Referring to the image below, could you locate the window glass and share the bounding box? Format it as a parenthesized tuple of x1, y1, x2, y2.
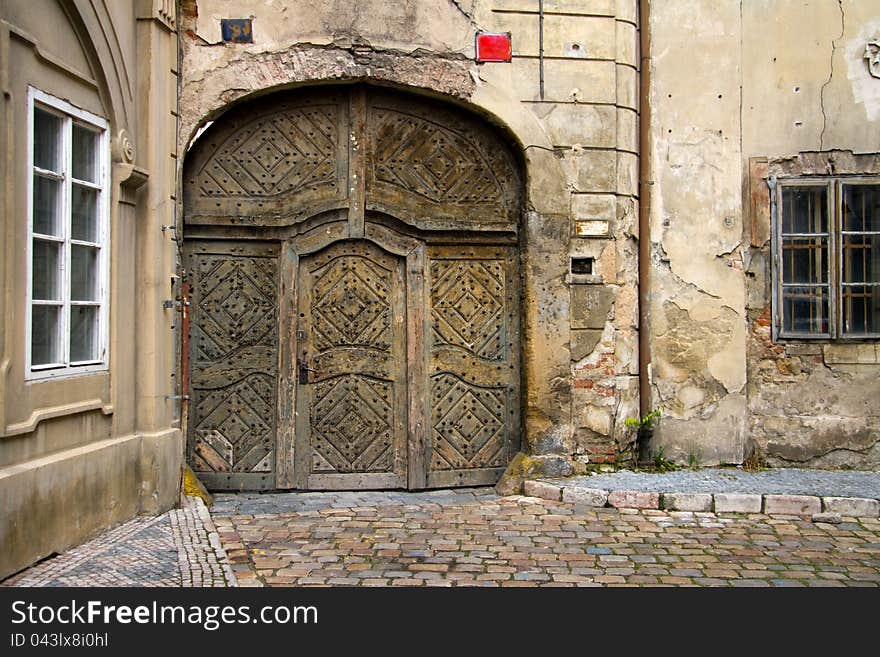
(71, 184, 98, 242)
(33, 108, 61, 172)
(782, 186, 828, 234)
(33, 175, 62, 236)
(781, 236, 828, 284)
(70, 306, 98, 362)
(72, 124, 98, 183)
(782, 286, 829, 335)
(842, 285, 879, 335)
(842, 184, 880, 232)
(32, 240, 60, 300)
(70, 245, 98, 301)
(31, 305, 60, 365)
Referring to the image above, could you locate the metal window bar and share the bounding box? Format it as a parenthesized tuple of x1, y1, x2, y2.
(840, 182, 880, 337)
(778, 183, 832, 338)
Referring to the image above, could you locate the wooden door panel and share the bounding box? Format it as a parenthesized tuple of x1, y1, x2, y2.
(185, 241, 279, 491)
(426, 247, 521, 488)
(183, 89, 349, 226)
(295, 240, 408, 489)
(364, 90, 522, 233)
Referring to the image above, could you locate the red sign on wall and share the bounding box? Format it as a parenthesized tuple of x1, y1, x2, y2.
(476, 32, 512, 63)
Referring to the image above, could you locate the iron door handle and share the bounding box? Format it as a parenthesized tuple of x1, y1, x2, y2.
(298, 360, 312, 384)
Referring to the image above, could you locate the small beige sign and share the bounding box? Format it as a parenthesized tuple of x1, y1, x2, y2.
(575, 219, 610, 237)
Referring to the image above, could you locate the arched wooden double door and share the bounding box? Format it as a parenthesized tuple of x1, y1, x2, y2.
(182, 86, 523, 491)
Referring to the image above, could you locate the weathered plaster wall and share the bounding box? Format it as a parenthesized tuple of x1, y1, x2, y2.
(743, 0, 880, 469)
(650, 0, 880, 468)
(178, 0, 641, 473)
(647, 0, 747, 465)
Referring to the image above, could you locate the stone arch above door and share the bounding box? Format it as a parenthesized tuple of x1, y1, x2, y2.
(183, 85, 523, 233)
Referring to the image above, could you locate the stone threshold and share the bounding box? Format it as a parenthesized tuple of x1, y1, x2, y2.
(523, 480, 880, 519)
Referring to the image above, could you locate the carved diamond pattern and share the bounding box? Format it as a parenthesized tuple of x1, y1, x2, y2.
(252, 139, 286, 173)
(431, 260, 505, 360)
(373, 109, 504, 205)
(193, 256, 277, 362)
(430, 374, 506, 471)
(195, 107, 337, 198)
(312, 258, 391, 351)
(192, 374, 275, 473)
(311, 375, 393, 473)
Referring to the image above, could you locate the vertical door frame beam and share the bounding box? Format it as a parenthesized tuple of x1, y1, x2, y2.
(348, 87, 367, 238)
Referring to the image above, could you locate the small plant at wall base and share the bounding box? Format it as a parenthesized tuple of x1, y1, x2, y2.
(742, 450, 769, 472)
(652, 446, 677, 473)
(687, 450, 702, 469)
(624, 409, 662, 465)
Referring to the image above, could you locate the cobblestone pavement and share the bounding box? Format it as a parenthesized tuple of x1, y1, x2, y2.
(3, 498, 235, 587)
(211, 487, 495, 516)
(548, 468, 880, 499)
(213, 492, 880, 587)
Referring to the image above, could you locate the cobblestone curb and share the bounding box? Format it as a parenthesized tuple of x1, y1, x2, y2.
(184, 496, 238, 587)
(524, 480, 880, 518)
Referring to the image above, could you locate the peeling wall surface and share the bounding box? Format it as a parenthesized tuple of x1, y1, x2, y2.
(178, 0, 641, 474)
(650, 0, 880, 468)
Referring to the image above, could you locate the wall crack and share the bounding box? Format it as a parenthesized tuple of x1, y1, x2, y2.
(448, 0, 479, 30)
(819, 0, 845, 150)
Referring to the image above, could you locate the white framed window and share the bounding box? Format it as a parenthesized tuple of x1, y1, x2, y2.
(27, 87, 109, 379)
(773, 177, 880, 340)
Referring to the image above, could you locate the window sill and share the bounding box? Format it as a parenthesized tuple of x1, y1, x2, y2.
(26, 364, 109, 382)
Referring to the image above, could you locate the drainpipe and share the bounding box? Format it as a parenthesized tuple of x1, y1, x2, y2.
(637, 0, 652, 419)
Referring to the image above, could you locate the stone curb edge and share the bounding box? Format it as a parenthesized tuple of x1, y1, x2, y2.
(188, 496, 240, 587)
(522, 480, 880, 518)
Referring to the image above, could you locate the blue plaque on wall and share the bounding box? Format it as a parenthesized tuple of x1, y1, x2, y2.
(221, 19, 253, 43)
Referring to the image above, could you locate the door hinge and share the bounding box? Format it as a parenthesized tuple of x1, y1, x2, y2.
(163, 299, 190, 309)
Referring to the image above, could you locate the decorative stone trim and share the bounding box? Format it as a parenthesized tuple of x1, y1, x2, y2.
(522, 480, 880, 518)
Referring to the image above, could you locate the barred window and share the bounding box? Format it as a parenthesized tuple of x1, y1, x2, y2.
(775, 179, 880, 339)
(27, 88, 109, 378)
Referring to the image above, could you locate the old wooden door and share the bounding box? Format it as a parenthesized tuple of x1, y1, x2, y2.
(185, 241, 279, 491)
(293, 240, 408, 489)
(183, 85, 523, 491)
(425, 245, 520, 488)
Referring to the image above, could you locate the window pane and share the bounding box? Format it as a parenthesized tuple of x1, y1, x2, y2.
(32, 305, 60, 365)
(32, 240, 60, 300)
(842, 285, 880, 335)
(782, 286, 829, 335)
(70, 305, 98, 362)
(33, 175, 62, 236)
(782, 186, 828, 234)
(33, 108, 61, 172)
(71, 245, 98, 301)
(842, 184, 880, 232)
(782, 236, 828, 284)
(72, 184, 98, 241)
(72, 124, 98, 182)
(842, 234, 880, 285)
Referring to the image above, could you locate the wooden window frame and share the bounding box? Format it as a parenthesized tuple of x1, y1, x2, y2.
(26, 87, 110, 380)
(772, 176, 880, 342)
